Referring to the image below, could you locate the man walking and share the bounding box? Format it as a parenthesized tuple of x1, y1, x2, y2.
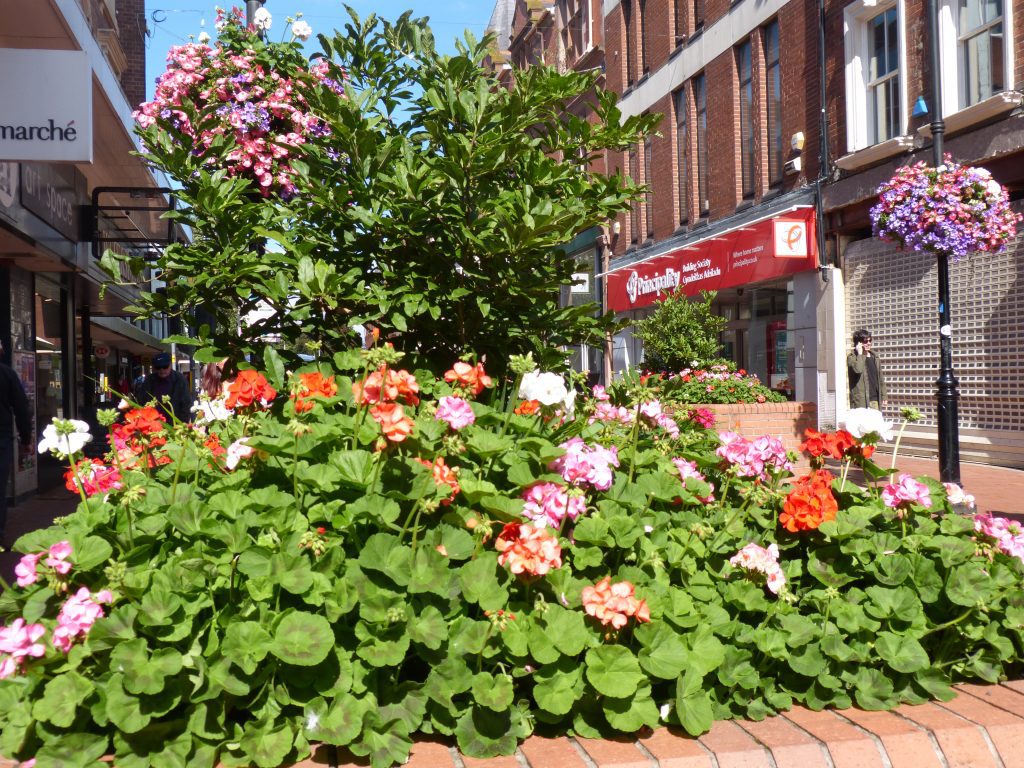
(134, 352, 193, 424)
(0, 342, 33, 546)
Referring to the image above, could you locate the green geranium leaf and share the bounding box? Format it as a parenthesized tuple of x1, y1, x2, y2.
(409, 605, 448, 650)
(239, 721, 294, 768)
(675, 669, 714, 736)
(271, 611, 334, 666)
(585, 646, 642, 698)
(947, 562, 995, 606)
(875, 631, 930, 673)
(34, 730, 110, 768)
(459, 553, 508, 610)
(851, 667, 896, 710)
(222, 621, 274, 675)
(455, 706, 517, 758)
(306, 694, 366, 745)
(603, 685, 661, 732)
(104, 674, 151, 733)
(636, 621, 689, 679)
(533, 659, 584, 715)
(34, 671, 93, 728)
(472, 672, 515, 711)
(543, 605, 589, 657)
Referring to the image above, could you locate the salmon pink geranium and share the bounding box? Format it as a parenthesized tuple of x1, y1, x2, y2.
(495, 522, 562, 576)
(581, 577, 650, 629)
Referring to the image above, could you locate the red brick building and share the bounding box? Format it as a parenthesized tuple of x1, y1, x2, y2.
(488, 0, 1024, 467)
(821, 0, 1024, 465)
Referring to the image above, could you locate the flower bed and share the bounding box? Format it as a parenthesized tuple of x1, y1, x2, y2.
(1, 349, 1022, 768)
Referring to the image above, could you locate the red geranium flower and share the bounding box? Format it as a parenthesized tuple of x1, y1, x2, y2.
(225, 370, 277, 410)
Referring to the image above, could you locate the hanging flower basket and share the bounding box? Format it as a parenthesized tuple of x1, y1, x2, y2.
(870, 156, 1020, 260)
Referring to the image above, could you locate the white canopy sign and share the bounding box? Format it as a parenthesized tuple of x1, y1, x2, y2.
(0, 49, 93, 163)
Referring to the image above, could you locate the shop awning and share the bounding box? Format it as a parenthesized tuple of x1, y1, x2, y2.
(604, 206, 818, 313)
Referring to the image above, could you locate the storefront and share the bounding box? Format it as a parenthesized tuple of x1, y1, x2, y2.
(603, 205, 820, 397)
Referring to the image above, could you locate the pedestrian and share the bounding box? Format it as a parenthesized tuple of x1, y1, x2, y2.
(134, 353, 193, 424)
(200, 359, 228, 398)
(0, 341, 33, 546)
(847, 329, 886, 410)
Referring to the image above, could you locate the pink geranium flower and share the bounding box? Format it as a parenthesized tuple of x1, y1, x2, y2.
(881, 474, 932, 510)
(14, 553, 42, 588)
(44, 541, 73, 576)
(51, 587, 114, 654)
(0, 619, 47, 679)
(495, 523, 562, 576)
(521, 482, 587, 528)
(435, 396, 475, 430)
(549, 438, 619, 492)
(730, 542, 786, 595)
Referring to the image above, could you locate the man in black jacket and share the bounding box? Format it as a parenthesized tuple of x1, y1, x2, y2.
(0, 342, 33, 546)
(133, 352, 193, 424)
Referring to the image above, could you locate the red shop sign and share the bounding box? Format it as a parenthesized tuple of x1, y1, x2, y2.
(605, 207, 817, 313)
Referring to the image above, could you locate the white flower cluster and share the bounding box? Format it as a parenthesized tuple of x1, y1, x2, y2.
(518, 370, 576, 414)
(844, 408, 894, 442)
(37, 419, 92, 458)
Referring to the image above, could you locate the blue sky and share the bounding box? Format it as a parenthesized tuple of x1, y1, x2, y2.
(144, 0, 493, 99)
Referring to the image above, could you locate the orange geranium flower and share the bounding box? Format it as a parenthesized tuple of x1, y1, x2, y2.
(292, 371, 338, 413)
(514, 399, 541, 415)
(495, 522, 562, 577)
(370, 402, 415, 442)
(800, 428, 872, 463)
(780, 470, 838, 532)
(225, 370, 277, 410)
(415, 456, 460, 504)
(581, 577, 651, 629)
(204, 431, 226, 457)
(443, 361, 492, 397)
(353, 366, 419, 406)
(121, 407, 166, 437)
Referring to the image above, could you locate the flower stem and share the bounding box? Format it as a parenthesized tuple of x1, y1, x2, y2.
(890, 418, 909, 470)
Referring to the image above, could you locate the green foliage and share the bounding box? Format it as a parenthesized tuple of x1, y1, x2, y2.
(116, 11, 658, 377)
(3, 353, 1023, 767)
(634, 289, 727, 373)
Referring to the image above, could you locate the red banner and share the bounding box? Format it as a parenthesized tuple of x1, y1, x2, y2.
(605, 207, 817, 312)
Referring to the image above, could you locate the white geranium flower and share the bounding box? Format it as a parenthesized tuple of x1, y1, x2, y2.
(943, 482, 976, 509)
(659, 703, 671, 720)
(844, 408, 895, 442)
(192, 395, 232, 425)
(291, 20, 312, 40)
(519, 370, 569, 407)
(986, 179, 1003, 199)
(38, 418, 92, 457)
(197, 31, 211, 43)
(225, 437, 254, 471)
(252, 7, 272, 31)
(562, 387, 577, 416)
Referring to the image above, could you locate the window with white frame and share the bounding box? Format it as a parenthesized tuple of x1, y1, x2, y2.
(959, 0, 1005, 107)
(843, 0, 908, 152)
(937, 0, 1013, 113)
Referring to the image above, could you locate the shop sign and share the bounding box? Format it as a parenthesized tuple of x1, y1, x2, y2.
(0, 162, 16, 210)
(605, 208, 817, 313)
(0, 50, 92, 163)
(20, 162, 81, 241)
(93, 344, 112, 360)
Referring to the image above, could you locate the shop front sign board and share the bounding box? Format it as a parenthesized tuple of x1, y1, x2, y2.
(0, 49, 92, 163)
(605, 208, 817, 313)
(19, 162, 82, 241)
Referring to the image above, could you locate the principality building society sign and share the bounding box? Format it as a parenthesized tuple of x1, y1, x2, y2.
(0, 49, 92, 163)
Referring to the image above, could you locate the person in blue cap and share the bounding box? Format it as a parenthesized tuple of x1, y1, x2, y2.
(133, 352, 193, 424)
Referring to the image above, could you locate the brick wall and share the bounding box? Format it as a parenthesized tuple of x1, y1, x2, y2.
(117, 0, 147, 109)
(701, 401, 817, 470)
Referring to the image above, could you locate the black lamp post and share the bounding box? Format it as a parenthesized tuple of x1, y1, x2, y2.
(926, 0, 961, 485)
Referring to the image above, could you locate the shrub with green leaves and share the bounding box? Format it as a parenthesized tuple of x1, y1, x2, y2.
(108, 10, 659, 377)
(1, 348, 1022, 767)
(634, 289, 728, 373)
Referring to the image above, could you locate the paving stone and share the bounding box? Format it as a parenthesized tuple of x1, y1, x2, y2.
(461, 754, 520, 768)
(519, 736, 589, 768)
(837, 708, 943, 768)
(696, 720, 773, 768)
(639, 727, 714, 768)
(896, 702, 1000, 768)
(575, 736, 654, 768)
(958, 682, 1024, 718)
(736, 714, 830, 768)
(405, 740, 457, 768)
(939, 692, 1024, 768)
(782, 706, 885, 768)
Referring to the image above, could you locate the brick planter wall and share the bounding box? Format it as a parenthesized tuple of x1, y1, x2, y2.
(696, 402, 817, 472)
